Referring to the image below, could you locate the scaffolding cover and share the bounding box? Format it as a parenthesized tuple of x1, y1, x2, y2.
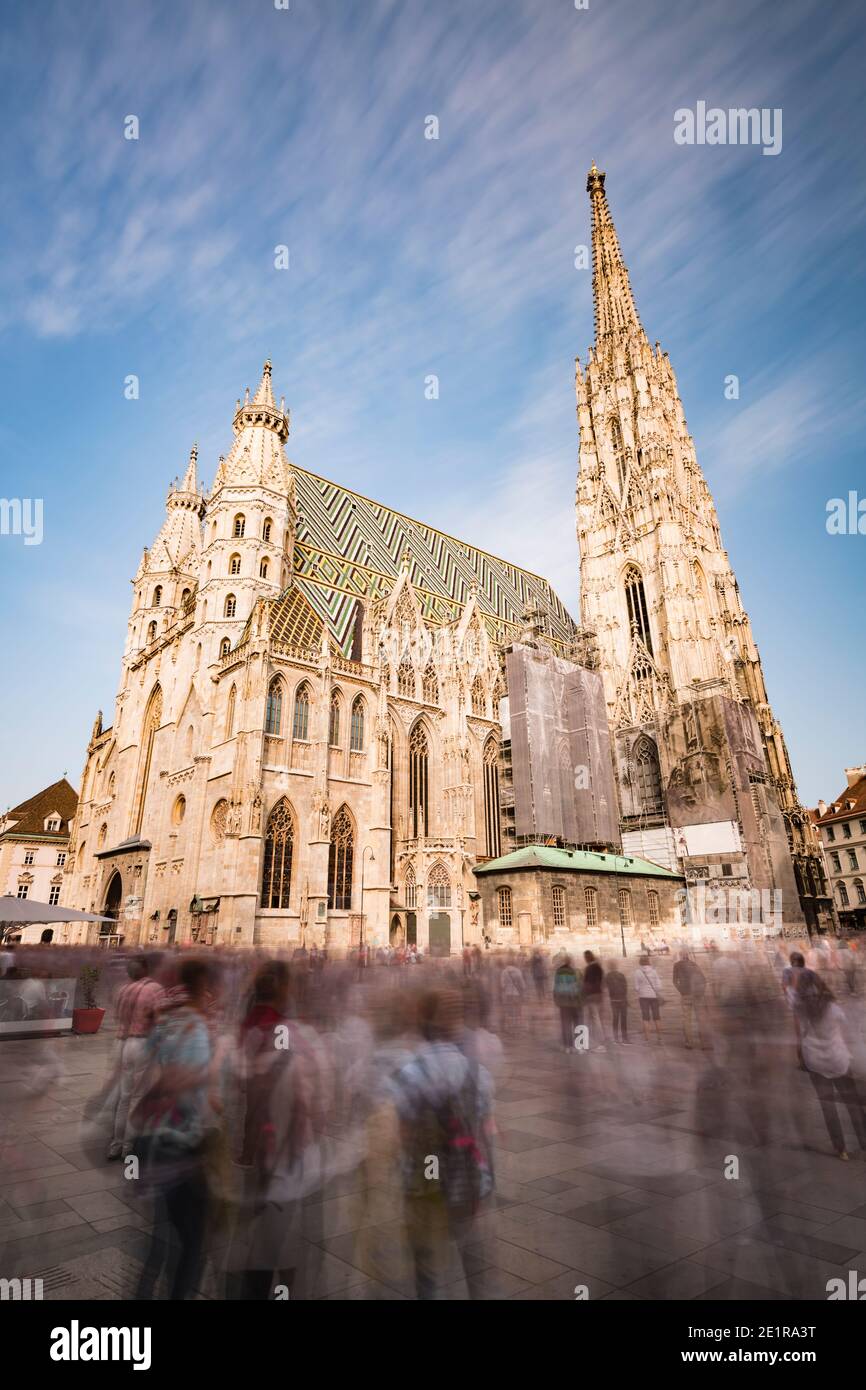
(505, 645, 619, 846)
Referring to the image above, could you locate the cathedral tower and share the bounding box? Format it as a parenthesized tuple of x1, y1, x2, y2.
(575, 164, 828, 930)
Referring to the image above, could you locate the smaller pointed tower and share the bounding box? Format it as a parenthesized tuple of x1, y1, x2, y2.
(127, 444, 204, 657)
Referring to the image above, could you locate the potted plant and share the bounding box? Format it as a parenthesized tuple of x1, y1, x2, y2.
(72, 965, 105, 1034)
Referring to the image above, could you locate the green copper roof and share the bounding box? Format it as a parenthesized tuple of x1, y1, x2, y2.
(473, 845, 683, 879)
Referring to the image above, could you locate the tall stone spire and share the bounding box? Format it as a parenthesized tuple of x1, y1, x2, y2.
(587, 162, 645, 346)
(211, 359, 292, 494)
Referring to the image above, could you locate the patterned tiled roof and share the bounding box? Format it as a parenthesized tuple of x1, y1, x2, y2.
(1, 778, 78, 841)
(287, 466, 578, 656)
(814, 775, 866, 825)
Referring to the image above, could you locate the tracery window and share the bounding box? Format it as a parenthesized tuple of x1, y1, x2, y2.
(350, 696, 365, 752)
(293, 684, 310, 741)
(427, 862, 451, 909)
(329, 690, 342, 747)
(265, 677, 283, 736)
(397, 657, 415, 699)
(633, 736, 662, 814)
(211, 798, 229, 843)
(328, 806, 354, 910)
(409, 723, 429, 838)
(422, 664, 439, 704)
(471, 675, 485, 717)
(483, 736, 501, 858)
(405, 863, 417, 910)
(261, 799, 294, 909)
(624, 565, 652, 654)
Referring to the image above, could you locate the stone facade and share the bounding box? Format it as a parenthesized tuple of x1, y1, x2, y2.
(0, 779, 77, 942)
(813, 768, 866, 932)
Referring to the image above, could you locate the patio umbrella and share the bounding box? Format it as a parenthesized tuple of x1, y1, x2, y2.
(0, 896, 115, 929)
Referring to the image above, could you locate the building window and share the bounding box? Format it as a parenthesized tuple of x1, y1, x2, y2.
(648, 890, 660, 929)
(585, 886, 598, 929)
(552, 885, 565, 929)
(843, 823, 852, 839)
(181, 587, 191, 607)
(17, 884, 29, 899)
(618, 888, 632, 928)
(226, 684, 236, 739)
(233, 514, 245, 538)
(471, 676, 485, 717)
(147, 621, 157, 644)
(224, 594, 237, 618)
(854, 878, 866, 906)
(261, 798, 294, 909)
(262, 518, 272, 542)
(860, 820, 866, 836)
(483, 737, 501, 859)
(848, 850, 858, 870)
(329, 691, 341, 747)
(328, 806, 354, 910)
(428, 863, 451, 909)
(172, 795, 186, 826)
(23, 850, 35, 865)
(220, 637, 231, 657)
(831, 852, 842, 872)
(838, 883, 850, 907)
(405, 864, 417, 910)
(293, 685, 310, 741)
(108, 772, 115, 797)
(153, 585, 162, 606)
(350, 696, 365, 752)
(624, 565, 652, 654)
(397, 657, 415, 699)
(49, 884, 61, 906)
(633, 736, 662, 814)
(263, 677, 283, 736)
(229, 554, 241, 576)
(98, 823, 108, 848)
(491, 679, 504, 721)
(409, 723, 429, 838)
(498, 887, 513, 929)
(57, 852, 67, 867)
(826, 825, 835, 842)
(422, 664, 439, 704)
(259, 558, 269, 579)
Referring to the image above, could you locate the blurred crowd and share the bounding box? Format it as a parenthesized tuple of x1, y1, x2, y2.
(3, 931, 866, 1299)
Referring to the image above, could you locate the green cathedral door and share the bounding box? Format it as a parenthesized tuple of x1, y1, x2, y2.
(428, 912, 451, 957)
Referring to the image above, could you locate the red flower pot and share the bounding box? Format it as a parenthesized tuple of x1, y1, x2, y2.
(72, 1007, 105, 1035)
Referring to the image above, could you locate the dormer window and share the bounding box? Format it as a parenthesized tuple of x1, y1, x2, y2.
(44, 815, 61, 833)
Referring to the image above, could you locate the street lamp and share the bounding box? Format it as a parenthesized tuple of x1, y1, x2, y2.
(361, 846, 375, 950)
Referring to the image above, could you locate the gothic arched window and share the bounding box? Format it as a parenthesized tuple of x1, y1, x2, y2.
(409, 723, 429, 838)
(422, 664, 439, 705)
(224, 594, 237, 618)
(350, 695, 365, 752)
(328, 806, 354, 910)
(146, 621, 157, 644)
(624, 565, 653, 654)
(265, 677, 283, 736)
(427, 862, 451, 909)
(483, 736, 501, 858)
(220, 637, 231, 657)
(329, 690, 342, 747)
(133, 684, 162, 835)
(226, 684, 236, 739)
(293, 684, 310, 741)
(259, 558, 269, 579)
(153, 585, 163, 606)
(471, 675, 485, 717)
(633, 736, 662, 814)
(405, 863, 417, 910)
(229, 553, 241, 576)
(262, 518, 272, 542)
(397, 657, 415, 699)
(261, 798, 295, 909)
(233, 514, 245, 538)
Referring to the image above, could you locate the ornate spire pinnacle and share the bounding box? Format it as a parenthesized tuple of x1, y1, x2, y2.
(231, 358, 288, 443)
(252, 359, 275, 407)
(586, 163, 644, 345)
(180, 442, 198, 493)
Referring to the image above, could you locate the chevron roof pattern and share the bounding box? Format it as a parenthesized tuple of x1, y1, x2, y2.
(285, 465, 578, 657)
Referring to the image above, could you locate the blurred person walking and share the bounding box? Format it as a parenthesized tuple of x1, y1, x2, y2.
(582, 951, 606, 1050)
(796, 973, 866, 1160)
(605, 962, 629, 1044)
(634, 955, 664, 1044)
(672, 950, 708, 1050)
(553, 954, 583, 1053)
(107, 954, 165, 1160)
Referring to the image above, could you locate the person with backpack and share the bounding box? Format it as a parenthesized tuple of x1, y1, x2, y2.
(672, 950, 708, 1049)
(553, 954, 583, 1053)
(388, 988, 494, 1300)
(634, 954, 664, 1044)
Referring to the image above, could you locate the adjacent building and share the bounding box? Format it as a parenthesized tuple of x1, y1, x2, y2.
(813, 767, 866, 932)
(0, 779, 78, 940)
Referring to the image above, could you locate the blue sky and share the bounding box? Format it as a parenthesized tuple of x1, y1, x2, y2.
(0, 0, 863, 811)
